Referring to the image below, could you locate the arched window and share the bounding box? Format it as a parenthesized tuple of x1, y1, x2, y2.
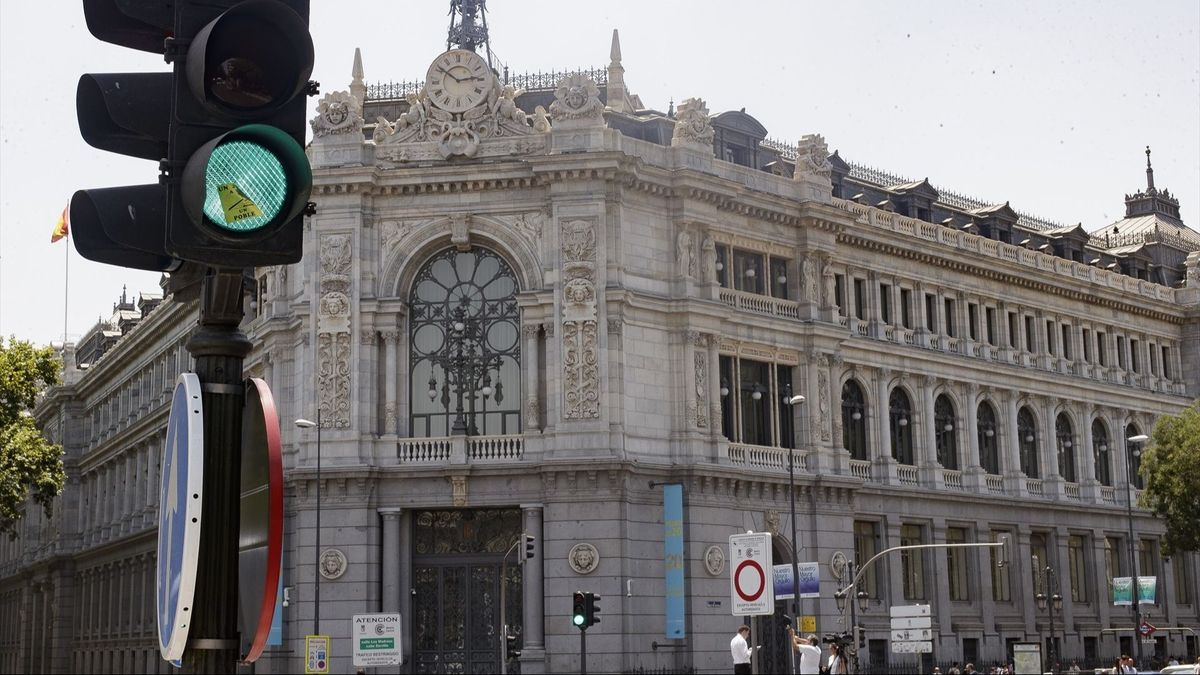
(1092, 419, 1112, 486)
(977, 402, 1000, 475)
(409, 247, 521, 437)
(1018, 406, 1039, 478)
(934, 394, 958, 470)
(1056, 413, 1076, 482)
(1125, 423, 1144, 489)
(889, 388, 914, 465)
(842, 380, 868, 460)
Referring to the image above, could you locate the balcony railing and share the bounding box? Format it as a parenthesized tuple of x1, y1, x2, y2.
(942, 469, 964, 490)
(1026, 478, 1044, 497)
(850, 459, 871, 480)
(398, 437, 452, 463)
(727, 443, 798, 471)
(1100, 486, 1117, 503)
(719, 288, 800, 320)
(397, 435, 524, 463)
(985, 474, 1005, 494)
(898, 465, 919, 485)
(469, 435, 523, 461)
(1064, 482, 1082, 500)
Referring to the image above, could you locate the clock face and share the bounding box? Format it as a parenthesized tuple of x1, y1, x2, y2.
(426, 49, 494, 113)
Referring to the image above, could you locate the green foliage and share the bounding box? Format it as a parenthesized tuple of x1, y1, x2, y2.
(1138, 401, 1200, 557)
(0, 337, 65, 539)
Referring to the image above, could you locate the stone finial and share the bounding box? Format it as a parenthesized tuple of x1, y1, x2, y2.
(606, 28, 633, 114)
(610, 28, 622, 65)
(350, 47, 365, 105)
(670, 97, 714, 152)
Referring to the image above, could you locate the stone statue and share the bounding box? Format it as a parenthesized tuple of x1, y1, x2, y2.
(677, 230, 696, 278)
(701, 235, 717, 283)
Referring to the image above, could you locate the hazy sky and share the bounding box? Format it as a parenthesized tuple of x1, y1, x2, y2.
(2, 0, 1197, 346)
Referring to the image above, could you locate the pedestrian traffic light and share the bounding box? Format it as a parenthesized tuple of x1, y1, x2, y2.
(505, 632, 521, 660)
(524, 534, 535, 561)
(165, 0, 315, 267)
(572, 591, 587, 628)
(585, 592, 601, 627)
(72, 1, 179, 272)
(857, 625, 866, 649)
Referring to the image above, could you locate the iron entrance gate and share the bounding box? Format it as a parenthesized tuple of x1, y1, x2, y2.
(412, 509, 523, 674)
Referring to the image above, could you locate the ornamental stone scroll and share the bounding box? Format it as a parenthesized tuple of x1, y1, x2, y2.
(560, 219, 600, 419)
(318, 234, 353, 428)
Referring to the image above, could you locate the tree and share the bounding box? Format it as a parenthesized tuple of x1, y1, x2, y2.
(1138, 400, 1200, 557)
(0, 337, 65, 539)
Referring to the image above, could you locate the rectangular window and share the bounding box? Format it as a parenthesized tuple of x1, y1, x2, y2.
(1131, 340, 1140, 373)
(991, 530, 1012, 602)
(968, 303, 979, 341)
(1174, 553, 1193, 605)
(879, 283, 892, 324)
(1162, 346, 1172, 379)
(1149, 344, 1158, 376)
(854, 521, 880, 599)
(986, 307, 996, 345)
(1139, 539, 1158, 604)
(901, 289, 913, 329)
(1082, 328, 1092, 363)
(944, 298, 956, 337)
(853, 279, 866, 319)
(733, 249, 765, 294)
(1025, 316, 1036, 353)
(946, 527, 970, 601)
(1117, 336, 1127, 369)
(1061, 325, 1072, 360)
(1097, 331, 1107, 366)
(1008, 312, 1019, 349)
(1030, 533, 1049, 595)
(1046, 320, 1056, 355)
(716, 245, 729, 288)
(1068, 535, 1088, 603)
(901, 524, 926, 600)
(769, 256, 789, 300)
(1105, 536, 1123, 602)
(925, 294, 937, 332)
(835, 274, 846, 312)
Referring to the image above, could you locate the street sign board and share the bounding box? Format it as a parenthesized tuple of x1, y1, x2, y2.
(729, 532, 774, 616)
(891, 640, 933, 653)
(889, 604, 931, 618)
(1011, 642, 1042, 674)
(772, 562, 820, 600)
(156, 373, 205, 663)
(890, 616, 932, 630)
(352, 614, 403, 666)
(238, 378, 285, 664)
(891, 629, 932, 642)
(305, 635, 330, 674)
(1138, 620, 1156, 637)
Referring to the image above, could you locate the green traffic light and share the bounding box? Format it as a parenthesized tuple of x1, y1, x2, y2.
(202, 139, 288, 232)
(573, 614, 585, 626)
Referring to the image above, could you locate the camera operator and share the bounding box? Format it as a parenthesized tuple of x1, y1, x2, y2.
(787, 626, 823, 675)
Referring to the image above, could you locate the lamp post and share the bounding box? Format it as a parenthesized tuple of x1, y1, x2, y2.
(427, 296, 503, 435)
(1125, 433, 1149, 669)
(784, 385, 806, 675)
(835, 562, 870, 675)
(295, 413, 321, 635)
(1034, 562, 1063, 673)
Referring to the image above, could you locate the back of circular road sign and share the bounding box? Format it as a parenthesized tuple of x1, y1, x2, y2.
(239, 377, 284, 663)
(157, 373, 205, 663)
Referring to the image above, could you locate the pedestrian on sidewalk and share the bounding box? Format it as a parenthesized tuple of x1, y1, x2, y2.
(730, 625, 753, 675)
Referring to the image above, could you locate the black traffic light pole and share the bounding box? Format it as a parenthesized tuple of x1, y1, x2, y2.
(183, 268, 250, 674)
(579, 624, 587, 675)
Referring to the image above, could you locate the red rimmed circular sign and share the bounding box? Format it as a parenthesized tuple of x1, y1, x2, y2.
(238, 377, 284, 664)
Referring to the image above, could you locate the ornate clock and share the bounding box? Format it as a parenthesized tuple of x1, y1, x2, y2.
(425, 49, 494, 113)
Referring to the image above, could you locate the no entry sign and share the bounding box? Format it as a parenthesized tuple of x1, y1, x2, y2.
(729, 532, 774, 615)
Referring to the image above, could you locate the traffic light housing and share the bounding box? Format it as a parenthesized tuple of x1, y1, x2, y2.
(505, 632, 521, 660)
(72, 2, 178, 272)
(524, 534, 535, 561)
(585, 592, 601, 627)
(165, 0, 315, 267)
(857, 625, 866, 649)
(572, 591, 587, 629)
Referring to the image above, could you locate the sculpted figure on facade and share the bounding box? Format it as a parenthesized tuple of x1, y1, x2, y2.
(548, 73, 604, 129)
(801, 254, 817, 303)
(310, 90, 364, 139)
(701, 234, 717, 283)
(694, 350, 709, 428)
(821, 254, 837, 310)
(671, 97, 715, 151)
(676, 229, 696, 279)
(796, 134, 832, 180)
(818, 365, 831, 441)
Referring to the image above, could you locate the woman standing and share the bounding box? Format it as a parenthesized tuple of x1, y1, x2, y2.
(826, 643, 849, 674)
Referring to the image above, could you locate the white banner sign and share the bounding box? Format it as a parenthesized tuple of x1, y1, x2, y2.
(892, 640, 933, 654)
(729, 532, 774, 616)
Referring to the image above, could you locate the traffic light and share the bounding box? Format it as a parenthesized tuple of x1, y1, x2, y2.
(165, 0, 315, 267)
(505, 632, 521, 660)
(72, 1, 179, 272)
(857, 625, 866, 649)
(523, 534, 535, 561)
(572, 591, 587, 629)
(585, 592, 601, 627)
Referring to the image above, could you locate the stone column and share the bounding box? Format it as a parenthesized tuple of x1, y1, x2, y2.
(867, 271, 882, 338)
(398, 510, 413, 671)
(1052, 528, 1075, 648)
(395, 323, 411, 438)
(708, 336, 722, 442)
(379, 508, 402, 614)
(1015, 525, 1037, 637)
(964, 384, 984, 492)
(1004, 392, 1026, 495)
(520, 504, 546, 674)
(930, 520, 953, 640)
(976, 520, 998, 640)
(522, 324, 542, 433)
(920, 376, 944, 488)
(1043, 397, 1067, 500)
(874, 368, 897, 484)
(1079, 407, 1101, 503)
(383, 331, 400, 436)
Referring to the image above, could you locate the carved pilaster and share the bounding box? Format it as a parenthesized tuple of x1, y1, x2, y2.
(560, 219, 600, 419)
(318, 233, 353, 428)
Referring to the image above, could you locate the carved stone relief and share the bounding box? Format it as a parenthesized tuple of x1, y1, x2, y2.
(548, 73, 604, 130)
(561, 219, 600, 419)
(818, 358, 831, 442)
(671, 98, 715, 150)
(319, 548, 348, 580)
(704, 545, 726, 576)
(568, 542, 600, 574)
(694, 350, 709, 428)
(701, 234, 717, 283)
(310, 91, 364, 139)
(676, 228, 696, 279)
(319, 234, 353, 428)
(800, 254, 818, 303)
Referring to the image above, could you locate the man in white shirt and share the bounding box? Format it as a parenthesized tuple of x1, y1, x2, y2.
(787, 627, 823, 675)
(730, 625, 753, 675)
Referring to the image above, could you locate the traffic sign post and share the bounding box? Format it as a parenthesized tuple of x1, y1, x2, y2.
(1138, 620, 1156, 638)
(352, 614, 403, 667)
(156, 374, 205, 664)
(729, 533, 774, 616)
(305, 635, 330, 674)
(890, 604, 933, 655)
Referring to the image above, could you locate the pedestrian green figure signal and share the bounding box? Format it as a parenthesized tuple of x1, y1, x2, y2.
(572, 591, 587, 628)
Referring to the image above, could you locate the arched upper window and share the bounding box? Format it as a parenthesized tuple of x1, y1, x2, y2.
(1092, 419, 1112, 487)
(889, 388, 914, 465)
(409, 247, 522, 437)
(977, 402, 1000, 475)
(1056, 413, 1076, 482)
(1018, 406, 1039, 478)
(934, 394, 958, 470)
(842, 380, 868, 460)
(1125, 423, 1144, 489)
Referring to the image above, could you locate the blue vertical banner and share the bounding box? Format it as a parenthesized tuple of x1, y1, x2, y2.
(664, 484, 685, 638)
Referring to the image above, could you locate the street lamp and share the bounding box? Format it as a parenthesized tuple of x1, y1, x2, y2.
(783, 386, 805, 674)
(1125, 433, 1149, 669)
(427, 296, 504, 435)
(295, 414, 321, 635)
(1034, 562, 1063, 673)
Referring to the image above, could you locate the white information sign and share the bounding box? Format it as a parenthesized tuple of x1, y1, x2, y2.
(352, 613, 403, 667)
(889, 604, 931, 617)
(892, 641, 933, 654)
(891, 629, 932, 642)
(889, 616, 932, 630)
(890, 604, 933, 654)
(729, 532, 774, 616)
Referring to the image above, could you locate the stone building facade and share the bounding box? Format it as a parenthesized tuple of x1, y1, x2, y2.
(4, 26, 1200, 675)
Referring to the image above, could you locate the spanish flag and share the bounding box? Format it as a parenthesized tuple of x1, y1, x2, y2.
(50, 203, 69, 243)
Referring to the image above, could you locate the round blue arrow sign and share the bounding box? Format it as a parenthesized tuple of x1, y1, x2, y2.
(157, 373, 205, 663)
